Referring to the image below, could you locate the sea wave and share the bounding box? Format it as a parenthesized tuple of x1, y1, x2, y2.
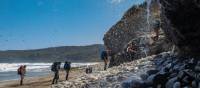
(0, 62, 99, 72)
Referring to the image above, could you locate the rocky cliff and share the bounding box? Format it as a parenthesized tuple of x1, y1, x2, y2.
(160, 0, 200, 57)
(104, 0, 172, 67)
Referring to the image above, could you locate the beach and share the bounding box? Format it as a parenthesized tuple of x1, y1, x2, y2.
(0, 67, 89, 88)
(0, 62, 102, 88)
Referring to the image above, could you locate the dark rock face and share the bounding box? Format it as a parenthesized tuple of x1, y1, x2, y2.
(160, 0, 200, 56)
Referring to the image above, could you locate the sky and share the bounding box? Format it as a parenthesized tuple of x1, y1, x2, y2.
(0, 0, 145, 50)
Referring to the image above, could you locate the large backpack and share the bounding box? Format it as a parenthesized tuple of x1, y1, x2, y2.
(51, 62, 61, 72)
(101, 51, 107, 60)
(17, 66, 22, 75)
(64, 62, 71, 70)
(51, 62, 57, 72)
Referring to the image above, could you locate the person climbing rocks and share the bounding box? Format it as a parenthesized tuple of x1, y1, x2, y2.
(126, 43, 137, 61)
(101, 50, 109, 70)
(64, 61, 71, 80)
(17, 65, 26, 85)
(152, 19, 161, 41)
(51, 62, 61, 84)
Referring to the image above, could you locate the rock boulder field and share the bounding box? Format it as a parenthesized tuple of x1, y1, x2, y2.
(52, 52, 200, 88)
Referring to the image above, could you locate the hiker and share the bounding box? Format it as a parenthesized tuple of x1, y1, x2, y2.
(64, 61, 71, 80)
(126, 43, 137, 61)
(101, 50, 109, 70)
(51, 62, 61, 84)
(17, 65, 26, 85)
(152, 20, 161, 41)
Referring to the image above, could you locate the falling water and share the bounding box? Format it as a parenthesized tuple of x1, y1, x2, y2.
(146, 0, 152, 33)
(171, 45, 176, 55)
(139, 37, 149, 57)
(156, 0, 161, 10)
(140, 0, 152, 57)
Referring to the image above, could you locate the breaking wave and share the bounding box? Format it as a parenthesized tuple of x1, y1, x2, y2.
(0, 62, 99, 72)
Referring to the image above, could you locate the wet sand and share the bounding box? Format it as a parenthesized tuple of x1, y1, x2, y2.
(0, 68, 85, 88)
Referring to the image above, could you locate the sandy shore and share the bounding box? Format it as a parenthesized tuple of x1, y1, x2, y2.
(0, 68, 86, 88)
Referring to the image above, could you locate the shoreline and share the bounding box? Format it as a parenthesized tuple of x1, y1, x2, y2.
(0, 62, 101, 82)
(0, 68, 84, 88)
(0, 63, 102, 88)
(0, 72, 50, 83)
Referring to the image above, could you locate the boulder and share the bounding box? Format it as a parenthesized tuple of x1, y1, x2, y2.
(121, 79, 145, 88)
(165, 77, 178, 88)
(103, 4, 147, 54)
(104, 0, 172, 67)
(173, 82, 181, 88)
(146, 70, 159, 76)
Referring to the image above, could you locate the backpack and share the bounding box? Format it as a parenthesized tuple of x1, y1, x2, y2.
(51, 62, 57, 72)
(64, 62, 71, 70)
(51, 62, 61, 72)
(17, 66, 23, 75)
(101, 51, 107, 60)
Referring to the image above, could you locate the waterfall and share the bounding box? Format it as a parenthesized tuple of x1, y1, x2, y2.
(146, 0, 152, 33)
(140, 0, 152, 57)
(157, 0, 161, 9)
(171, 45, 175, 55)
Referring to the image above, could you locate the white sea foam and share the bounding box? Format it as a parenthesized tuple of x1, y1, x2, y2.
(0, 62, 99, 72)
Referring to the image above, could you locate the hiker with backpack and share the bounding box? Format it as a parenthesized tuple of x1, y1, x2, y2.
(101, 50, 109, 70)
(64, 61, 71, 80)
(51, 62, 61, 84)
(17, 65, 26, 85)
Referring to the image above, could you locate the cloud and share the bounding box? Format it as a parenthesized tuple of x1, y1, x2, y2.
(110, 0, 125, 4)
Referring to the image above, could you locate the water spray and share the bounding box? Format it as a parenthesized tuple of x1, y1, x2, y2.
(140, 0, 152, 57)
(146, 0, 152, 33)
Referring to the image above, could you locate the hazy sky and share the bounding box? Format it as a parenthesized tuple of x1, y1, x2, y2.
(0, 0, 144, 50)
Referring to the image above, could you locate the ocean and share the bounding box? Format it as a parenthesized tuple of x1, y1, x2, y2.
(0, 62, 99, 81)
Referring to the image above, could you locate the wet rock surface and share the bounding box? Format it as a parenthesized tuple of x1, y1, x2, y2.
(160, 0, 200, 56)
